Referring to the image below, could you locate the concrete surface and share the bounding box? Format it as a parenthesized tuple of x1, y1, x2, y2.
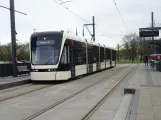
(0, 76, 30, 90)
(113, 94, 132, 120)
(87, 65, 138, 120)
(0, 64, 131, 120)
(0, 84, 51, 101)
(128, 64, 161, 120)
(33, 65, 137, 120)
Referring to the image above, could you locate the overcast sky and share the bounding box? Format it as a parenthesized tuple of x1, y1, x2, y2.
(0, 0, 161, 47)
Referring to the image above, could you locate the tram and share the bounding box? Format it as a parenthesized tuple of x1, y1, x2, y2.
(30, 31, 116, 81)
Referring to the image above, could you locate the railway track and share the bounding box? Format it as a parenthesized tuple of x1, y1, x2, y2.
(24, 64, 134, 120)
(0, 64, 130, 103)
(0, 84, 52, 102)
(81, 65, 139, 120)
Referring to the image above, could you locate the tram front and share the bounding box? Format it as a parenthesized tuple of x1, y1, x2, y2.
(30, 32, 63, 81)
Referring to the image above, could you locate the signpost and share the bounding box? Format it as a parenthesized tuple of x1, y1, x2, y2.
(139, 30, 159, 37)
(139, 12, 161, 71)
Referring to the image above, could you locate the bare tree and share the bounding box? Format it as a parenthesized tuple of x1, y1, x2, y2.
(123, 36, 131, 60)
(122, 33, 139, 61)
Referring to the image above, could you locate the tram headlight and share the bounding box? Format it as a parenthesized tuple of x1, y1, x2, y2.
(48, 69, 54, 72)
(50, 69, 55, 72)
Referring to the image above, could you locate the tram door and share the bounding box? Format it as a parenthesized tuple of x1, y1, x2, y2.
(96, 46, 99, 71)
(70, 41, 75, 78)
(88, 46, 93, 73)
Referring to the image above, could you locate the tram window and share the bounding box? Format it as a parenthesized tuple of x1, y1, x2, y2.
(61, 46, 67, 64)
(100, 47, 104, 62)
(112, 50, 116, 61)
(106, 48, 111, 60)
(96, 46, 99, 62)
(67, 46, 70, 63)
(104, 48, 106, 60)
(74, 41, 86, 65)
(92, 46, 97, 63)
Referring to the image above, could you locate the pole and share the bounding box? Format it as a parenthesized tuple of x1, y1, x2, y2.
(117, 44, 119, 62)
(0, 42, 1, 61)
(92, 16, 95, 42)
(10, 0, 17, 77)
(143, 37, 145, 57)
(8, 45, 10, 61)
(151, 12, 155, 70)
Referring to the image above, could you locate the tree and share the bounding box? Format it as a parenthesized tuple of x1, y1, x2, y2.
(0, 42, 30, 61)
(119, 48, 129, 61)
(122, 33, 138, 61)
(121, 33, 154, 62)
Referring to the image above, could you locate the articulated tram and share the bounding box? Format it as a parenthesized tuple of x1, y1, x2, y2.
(30, 31, 116, 81)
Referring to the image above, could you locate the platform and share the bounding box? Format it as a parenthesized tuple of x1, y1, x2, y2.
(128, 64, 161, 120)
(0, 76, 30, 90)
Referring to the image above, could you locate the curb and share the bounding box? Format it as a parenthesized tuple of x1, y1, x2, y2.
(0, 79, 31, 90)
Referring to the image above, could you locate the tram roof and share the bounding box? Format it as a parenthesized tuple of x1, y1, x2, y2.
(31, 31, 116, 50)
(31, 31, 63, 38)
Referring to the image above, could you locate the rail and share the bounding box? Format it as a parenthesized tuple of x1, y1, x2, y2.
(24, 65, 132, 120)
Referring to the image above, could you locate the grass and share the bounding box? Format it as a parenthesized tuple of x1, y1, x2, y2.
(116, 61, 142, 64)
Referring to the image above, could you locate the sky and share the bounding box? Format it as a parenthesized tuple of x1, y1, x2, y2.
(0, 0, 161, 47)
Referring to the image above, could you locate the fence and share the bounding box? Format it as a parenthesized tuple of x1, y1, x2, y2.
(0, 63, 31, 77)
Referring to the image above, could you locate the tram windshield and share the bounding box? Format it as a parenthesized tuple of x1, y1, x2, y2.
(31, 35, 62, 65)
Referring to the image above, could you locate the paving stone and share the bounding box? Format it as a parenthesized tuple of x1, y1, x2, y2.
(153, 106, 161, 113)
(138, 95, 152, 106)
(151, 88, 161, 96)
(153, 113, 161, 120)
(151, 96, 161, 105)
(140, 88, 150, 95)
(136, 113, 153, 120)
(137, 103, 153, 109)
(137, 107, 153, 114)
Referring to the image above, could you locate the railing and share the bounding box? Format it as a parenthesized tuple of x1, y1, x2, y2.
(150, 60, 161, 72)
(0, 63, 30, 77)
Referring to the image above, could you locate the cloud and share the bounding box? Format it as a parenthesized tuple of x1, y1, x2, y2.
(0, 0, 161, 47)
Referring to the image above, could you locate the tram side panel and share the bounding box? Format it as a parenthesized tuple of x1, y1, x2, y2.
(111, 50, 116, 66)
(110, 49, 113, 67)
(105, 48, 111, 68)
(92, 45, 98, 72)
(100, 47, 105, 70)
(113, 50, 117, 66)
(57, 39, 87, 79)
(56, 40, 72, 80)
(96, 46, 100, 71)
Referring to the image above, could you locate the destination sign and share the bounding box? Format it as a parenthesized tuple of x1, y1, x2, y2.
(139, 30, 159, 37)
(36, 40, 55, 45)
